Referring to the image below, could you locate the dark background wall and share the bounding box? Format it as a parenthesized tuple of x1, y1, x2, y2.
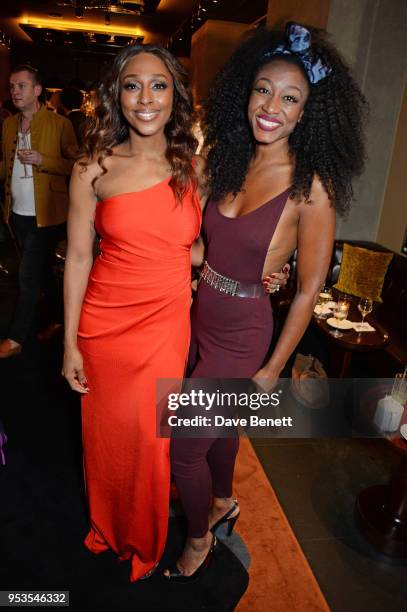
(10, 43, 114, 89)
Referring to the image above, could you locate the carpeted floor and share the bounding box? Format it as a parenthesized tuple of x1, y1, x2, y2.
(0, 340, 329, 611)
(234, 438, 330, 612)
(0, 239, 328, 611)
(0, 331, 330, 610)
(0, 336, 251, 611)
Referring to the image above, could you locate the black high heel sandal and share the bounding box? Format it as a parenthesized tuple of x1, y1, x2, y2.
(164, 535, 217, 583)
(210, 500, 240, 536)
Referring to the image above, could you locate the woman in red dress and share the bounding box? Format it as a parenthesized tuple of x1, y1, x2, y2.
(62, 45, 202, 582)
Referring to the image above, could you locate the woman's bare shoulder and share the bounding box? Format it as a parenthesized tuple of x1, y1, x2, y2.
(308, 176, 333, 207)
(293, 176, 334, 217)
(70, 157, 104, 202)
(74, 152, 116, 186)
(74, 155, 101, 172)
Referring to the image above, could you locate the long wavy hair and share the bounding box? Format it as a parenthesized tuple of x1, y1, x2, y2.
(81, 44, 198, 201)
(203, 26, 367, 216)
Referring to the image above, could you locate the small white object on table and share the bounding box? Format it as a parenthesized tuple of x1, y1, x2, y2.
(314, 301, 337, 317)
(352, 321, 376, 333)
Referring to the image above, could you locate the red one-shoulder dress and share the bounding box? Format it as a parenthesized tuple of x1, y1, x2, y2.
(77, 176, 201, 581)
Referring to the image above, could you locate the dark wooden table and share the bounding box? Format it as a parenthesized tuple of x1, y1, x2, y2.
(312, 299, 389, 377)
(354, 384, 407, 557)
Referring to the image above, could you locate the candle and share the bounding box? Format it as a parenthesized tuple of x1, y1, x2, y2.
(335, 300, 349, 321)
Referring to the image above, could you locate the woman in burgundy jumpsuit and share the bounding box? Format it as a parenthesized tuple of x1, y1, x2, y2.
(165, 22, 366, 581)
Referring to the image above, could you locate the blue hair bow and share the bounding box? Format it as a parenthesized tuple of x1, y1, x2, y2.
(264, 22, 331, 84)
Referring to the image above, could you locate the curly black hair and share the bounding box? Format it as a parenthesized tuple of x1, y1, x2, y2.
(203, 26, 367, 216)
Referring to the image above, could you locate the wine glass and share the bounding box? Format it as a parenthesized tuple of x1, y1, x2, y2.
(357, 297, 373, 330)
(17, 132, 33, 179)
(330, 296, 350, 338)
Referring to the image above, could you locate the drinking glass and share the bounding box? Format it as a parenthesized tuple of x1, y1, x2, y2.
(330, 295, 350, 338)
(320, 285, 332, 304)
(17, 132, 32, 179)
(357, 297, 373, 329)
(391, 373, 407, 406)
(315, 285, 332, 319)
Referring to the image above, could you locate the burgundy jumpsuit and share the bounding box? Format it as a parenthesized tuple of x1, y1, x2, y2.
(171, 188, 291, 537)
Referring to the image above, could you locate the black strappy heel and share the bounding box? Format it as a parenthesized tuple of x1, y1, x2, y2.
(164, 535, 217, 583)
(210, 500, 240, 536)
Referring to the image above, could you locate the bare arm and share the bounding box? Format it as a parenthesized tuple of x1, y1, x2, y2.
(62, 160, 98, 392)
(255, 179, 336, 383)
(191, 235, 205, 267)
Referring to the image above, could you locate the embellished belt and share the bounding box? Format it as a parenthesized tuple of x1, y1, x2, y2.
(200, 261, 266, 298)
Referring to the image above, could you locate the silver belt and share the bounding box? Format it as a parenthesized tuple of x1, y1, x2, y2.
(200, 261, 266, 298)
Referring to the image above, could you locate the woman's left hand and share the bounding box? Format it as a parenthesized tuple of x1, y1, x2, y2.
(263, 264, 290, 294)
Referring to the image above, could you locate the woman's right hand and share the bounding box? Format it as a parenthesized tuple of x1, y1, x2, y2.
(62, 346, 89, 393)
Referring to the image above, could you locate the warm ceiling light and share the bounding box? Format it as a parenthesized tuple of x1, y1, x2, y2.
(22, 17, 143, 38)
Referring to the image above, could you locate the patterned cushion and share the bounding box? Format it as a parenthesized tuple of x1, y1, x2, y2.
(333, 243, 393, 303)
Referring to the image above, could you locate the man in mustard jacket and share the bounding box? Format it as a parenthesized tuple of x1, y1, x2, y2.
(0, 64, 77, 358)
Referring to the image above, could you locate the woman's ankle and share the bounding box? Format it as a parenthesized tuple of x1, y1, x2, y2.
(212, 496, 234, 511)
(187, 532, 212, 552)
